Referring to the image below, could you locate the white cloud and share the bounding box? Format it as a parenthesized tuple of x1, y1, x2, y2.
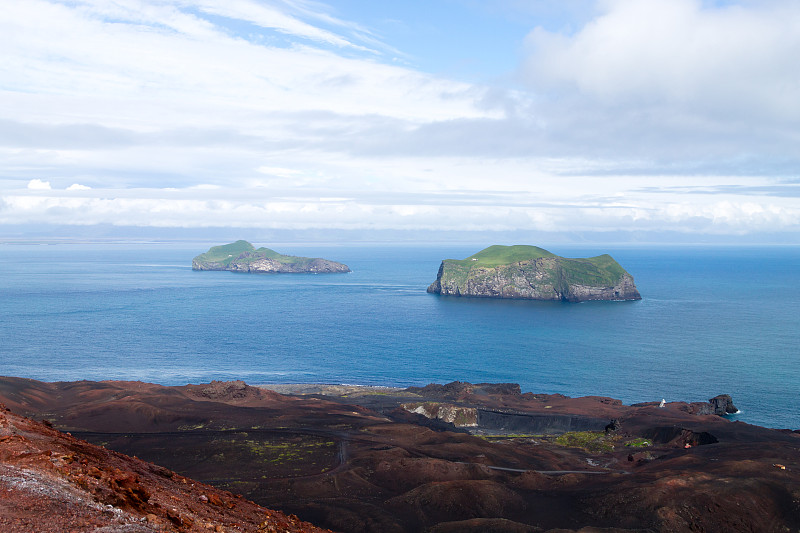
(2, 173, 798, 235)
(27, 179, 52, 190)
(519, 0, 800, 167)
(524, 0, 800, 118)
(191, 0, 370, 50)
(1, 0, 799, 239)
(0, 0, 486, 129)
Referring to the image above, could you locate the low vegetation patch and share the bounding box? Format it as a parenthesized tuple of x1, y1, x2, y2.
(554, 431, 618, 453)
(624, 438, 652, 448)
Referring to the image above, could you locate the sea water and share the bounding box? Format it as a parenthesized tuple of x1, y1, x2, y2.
(1, 243, 798, 429)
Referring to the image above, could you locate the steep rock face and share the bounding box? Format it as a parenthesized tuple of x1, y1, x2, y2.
(402, 402, 479, 427)
(192, 241, 350, 273)
(427, 247, 641, 302)
(222, 254, 350, 274)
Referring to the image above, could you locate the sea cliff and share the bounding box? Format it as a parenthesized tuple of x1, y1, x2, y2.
(427, 245, 641, 302)
(192, 240, 350, 273)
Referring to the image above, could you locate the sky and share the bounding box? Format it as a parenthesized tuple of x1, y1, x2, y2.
(1, 0, 799, 243)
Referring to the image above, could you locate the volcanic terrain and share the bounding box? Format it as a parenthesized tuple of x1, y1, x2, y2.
(1, 377, 799, 532)
(0, 394, 328, 532)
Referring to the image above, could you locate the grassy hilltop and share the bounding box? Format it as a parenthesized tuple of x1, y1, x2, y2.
(194, 240, 312, 267)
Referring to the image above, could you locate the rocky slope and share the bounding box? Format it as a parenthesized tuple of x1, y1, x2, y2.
(192, 241, 350, 273)
(427, 245, 641, 301)
(0, 399, 329, 533)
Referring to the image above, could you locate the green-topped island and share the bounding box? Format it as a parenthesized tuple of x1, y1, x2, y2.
(427, 245, 641, 302)
(192, 240, 350, 273)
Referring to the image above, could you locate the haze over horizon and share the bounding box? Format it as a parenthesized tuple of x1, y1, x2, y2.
(2, 0, 799, 244)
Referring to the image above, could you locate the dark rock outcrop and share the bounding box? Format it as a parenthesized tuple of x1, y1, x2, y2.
(476, 409, 608, 434)
(404, 382, 522, 400)
(643, 426, 719, 447)
(710, 394, 739, 415)
(187, 380, 263, 401)
(688, 394, 739, 416)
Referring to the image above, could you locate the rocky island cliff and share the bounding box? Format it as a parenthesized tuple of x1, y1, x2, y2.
(192, 240, 350, 273)
(427, 245, 641, 302)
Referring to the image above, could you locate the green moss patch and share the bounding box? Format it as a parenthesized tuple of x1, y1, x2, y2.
(553, 431, 618, 453)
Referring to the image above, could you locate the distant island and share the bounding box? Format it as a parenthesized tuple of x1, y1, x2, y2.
(427, 245, 641, 302)
(192, 240, 351, 273)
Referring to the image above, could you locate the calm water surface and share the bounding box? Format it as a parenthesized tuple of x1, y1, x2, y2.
(1, 243, 798, 429)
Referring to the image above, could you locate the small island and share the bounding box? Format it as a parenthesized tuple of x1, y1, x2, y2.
(427, 245, 641, 302)
(192, 240, 350, 273)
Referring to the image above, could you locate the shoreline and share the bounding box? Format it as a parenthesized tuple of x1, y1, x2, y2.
(0, 374, 781, 429)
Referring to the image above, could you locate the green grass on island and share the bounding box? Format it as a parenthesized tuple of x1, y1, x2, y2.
(194, 240, 317, 267)
(558, 253, 627, 287)
(453, 245, 556, 268)
(442, 245, 628, 287)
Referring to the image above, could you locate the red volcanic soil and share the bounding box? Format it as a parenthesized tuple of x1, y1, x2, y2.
(2, 377, 800, 533)
(0, 400, 328, 532)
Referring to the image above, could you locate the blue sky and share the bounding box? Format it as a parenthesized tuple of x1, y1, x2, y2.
(1, 0, 799, 242)
(316, 1, 551, 80)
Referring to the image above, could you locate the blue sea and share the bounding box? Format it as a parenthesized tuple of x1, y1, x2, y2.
(1, 243, 798, 430)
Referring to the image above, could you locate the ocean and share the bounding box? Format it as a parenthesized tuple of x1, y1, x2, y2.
(1, 243, 798, 429)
